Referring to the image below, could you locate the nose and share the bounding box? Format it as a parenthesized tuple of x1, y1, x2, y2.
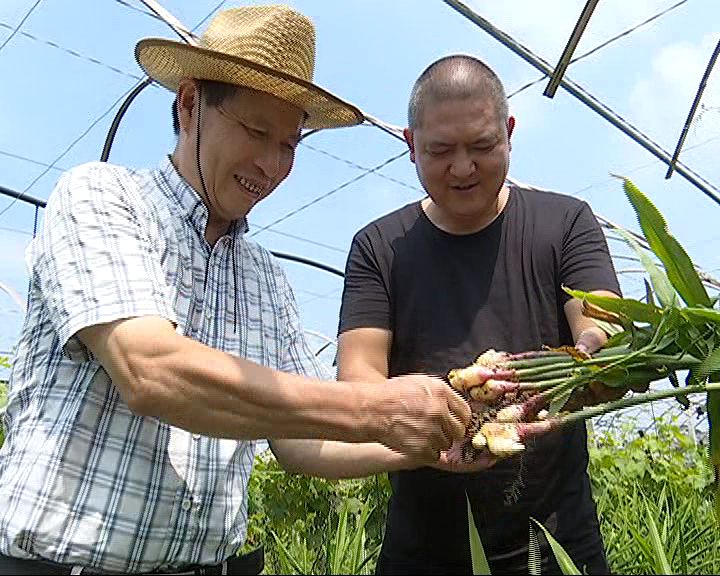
(254, 145, 281, 180)
(449, 150, 476, 179)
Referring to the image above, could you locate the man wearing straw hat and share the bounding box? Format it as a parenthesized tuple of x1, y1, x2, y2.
(0, 6, 472, 575)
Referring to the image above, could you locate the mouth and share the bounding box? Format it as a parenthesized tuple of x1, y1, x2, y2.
(234, 175, 265, 202)
(450, 181, 478, 192)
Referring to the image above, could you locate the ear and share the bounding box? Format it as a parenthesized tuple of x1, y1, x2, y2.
(176, 79, 200, 136)
(507, 116, 516, 144)
(403, 128, 416, 163)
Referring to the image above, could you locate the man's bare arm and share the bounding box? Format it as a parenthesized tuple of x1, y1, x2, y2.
(564, 289, 619, 354)
(336, 327, 392, 382)
(269, 438, 415, 479)
(78, 316, 469, 462)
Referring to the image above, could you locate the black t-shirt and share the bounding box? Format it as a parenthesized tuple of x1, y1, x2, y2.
(338, 186, 620, 572)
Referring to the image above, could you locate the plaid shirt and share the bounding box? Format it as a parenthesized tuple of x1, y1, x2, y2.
(0, 157, 329, 572)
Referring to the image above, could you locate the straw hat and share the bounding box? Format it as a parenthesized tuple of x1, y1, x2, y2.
(135, 5, 364, 130)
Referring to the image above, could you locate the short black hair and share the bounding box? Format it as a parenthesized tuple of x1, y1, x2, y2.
(407, 55, 508, 129)
(172, 79, 240, 136)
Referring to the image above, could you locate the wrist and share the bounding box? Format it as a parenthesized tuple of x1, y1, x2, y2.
(353, 382, 389, 445)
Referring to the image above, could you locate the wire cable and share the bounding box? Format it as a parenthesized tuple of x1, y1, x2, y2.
(0, 149, 67, 173)
(301, 142, 423, 194)
(0, 80, 147, 218)
(0, 0, 43, 54)
(507, 0, 689, 99)
(111, 0, 164, 22)
(0, 23, 145, 81)
(249, 149, 409, 238)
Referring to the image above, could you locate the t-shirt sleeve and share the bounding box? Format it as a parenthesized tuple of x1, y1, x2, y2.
(338, 229, 391, 335)
(560, 201, 621, 302)
(31, 162, 177, 361)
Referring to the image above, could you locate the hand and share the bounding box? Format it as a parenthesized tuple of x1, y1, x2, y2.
(564, 380, 629, 412)
(567, 327, 649, 411)
(431, 440, 497, 473)
(574, 326, 606, 356)
(373, 374, 471, 466)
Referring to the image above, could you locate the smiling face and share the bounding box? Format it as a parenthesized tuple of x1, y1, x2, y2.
(405, 96, 515, 235)
(173, 79, 304, 243)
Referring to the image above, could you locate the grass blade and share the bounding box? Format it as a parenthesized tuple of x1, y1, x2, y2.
(620, 177, 711, 307)
(330, 499, 350, 574)
(466, 493, 491, 575)
(644, 498, 673, 574)
(270, 530, 306, 575)
(530, 518, 581, 575)
(708, 386, 720, 523)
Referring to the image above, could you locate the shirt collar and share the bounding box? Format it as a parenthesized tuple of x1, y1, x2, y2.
(158, 156, 249, 238)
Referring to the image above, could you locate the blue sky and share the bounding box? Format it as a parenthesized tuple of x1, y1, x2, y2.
(0, 0, 719, 375)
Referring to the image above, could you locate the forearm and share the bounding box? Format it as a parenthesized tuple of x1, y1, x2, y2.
(271, 438, 415, 479)
(95, 319, 378, 442)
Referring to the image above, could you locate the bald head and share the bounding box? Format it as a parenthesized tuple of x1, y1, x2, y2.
(408, 55, 508, 129)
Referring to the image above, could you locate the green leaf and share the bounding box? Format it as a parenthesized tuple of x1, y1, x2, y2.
(695, 347, 720, 384)
(617, 228, 677, 308)
(621, 178, 711, 307)
(681, 307, 720, 326)
(530, 518, 581, 575)
(593, 318, 625, 337)
(563, 287, 662, 325)
(270, 530, 307, 575)
(677, 526, 689, 576)
(644, 499, 673, 575)
(644, 279, 655, 308)
(707, 384, 720, 472)
(467, 493, 491, 575)
(328, 499, 350, 574)
(668, 371, 690, 409)
(549, 388, 572, 416)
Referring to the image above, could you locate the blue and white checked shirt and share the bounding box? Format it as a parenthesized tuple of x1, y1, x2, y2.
(0, 157, 330, 572)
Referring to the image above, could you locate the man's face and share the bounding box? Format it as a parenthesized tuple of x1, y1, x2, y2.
(406, 97, 514, 228)
(181, 83, 304, 224)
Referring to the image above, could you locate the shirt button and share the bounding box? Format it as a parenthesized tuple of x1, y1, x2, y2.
(182, 498, 192, 511)
(192, 434, 201, 440)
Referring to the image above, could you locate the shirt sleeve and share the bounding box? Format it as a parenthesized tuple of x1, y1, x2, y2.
(31, 162, 177, 361)
(337, 229, 391, 335)
(277, 268, 333, 380)
(560, 200, 622, 303)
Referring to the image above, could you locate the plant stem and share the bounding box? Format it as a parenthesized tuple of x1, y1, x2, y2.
(558, 383, 720, 425)
(515, 352, 633, 380)
(518, 377, 568, 392)
(505, 346, 631, 370)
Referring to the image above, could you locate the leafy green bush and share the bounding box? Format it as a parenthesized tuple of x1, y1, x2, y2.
(245, 419, 719, 575)
(1, 371, 715, 574)
(243, 451, 391, 574)
(589, 418, 719, 574)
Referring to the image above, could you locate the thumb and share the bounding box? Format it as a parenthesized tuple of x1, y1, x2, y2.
(575, 327, 605, 355)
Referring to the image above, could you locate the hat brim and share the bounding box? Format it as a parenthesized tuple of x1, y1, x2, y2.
(135, 38, 365, 130)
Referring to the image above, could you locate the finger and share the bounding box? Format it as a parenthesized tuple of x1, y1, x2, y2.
(445, 388, 472, 425)
(575, 327, 606, 355)
(444, 412, 468, 442)
(436, 427, 454, 453)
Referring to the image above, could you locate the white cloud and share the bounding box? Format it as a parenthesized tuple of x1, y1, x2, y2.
(466, 0, 669, 62)
(629, 33, 720, 142)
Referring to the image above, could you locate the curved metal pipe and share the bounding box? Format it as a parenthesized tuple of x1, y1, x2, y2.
(100, 77, 154, 162)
